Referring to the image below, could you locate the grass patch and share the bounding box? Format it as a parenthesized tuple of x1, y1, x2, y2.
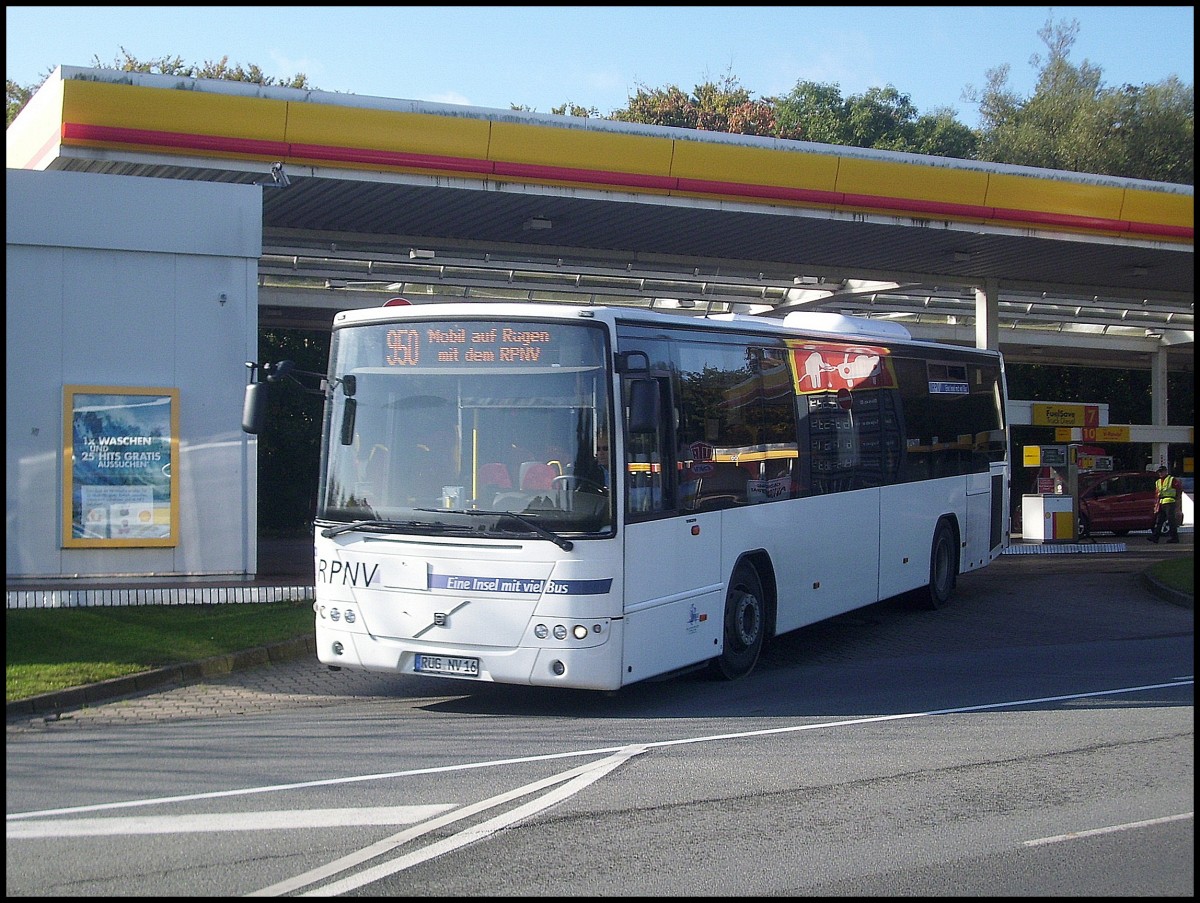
(5, 600, 313, 703)
(1147, 556, 1194, 597)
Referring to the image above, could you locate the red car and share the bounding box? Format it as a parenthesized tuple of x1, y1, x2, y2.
(1077, 471, 1159, 537)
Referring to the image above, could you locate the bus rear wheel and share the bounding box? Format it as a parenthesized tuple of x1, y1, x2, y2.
(708, 561, 765, 681)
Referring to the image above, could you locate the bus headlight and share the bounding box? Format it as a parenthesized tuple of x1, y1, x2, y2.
(534, 624, 549, 639)
(572, 624, 588, 639)
(553, 625, 568, 640)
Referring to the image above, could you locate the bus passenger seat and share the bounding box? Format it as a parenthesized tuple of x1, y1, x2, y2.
(519, 462, 557, 491)
(478, 462, 512, 491)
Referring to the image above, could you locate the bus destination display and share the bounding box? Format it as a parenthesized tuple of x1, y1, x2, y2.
(385, 325, 555, 367)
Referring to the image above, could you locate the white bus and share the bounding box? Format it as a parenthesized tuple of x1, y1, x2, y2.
(246, 301, 1010, 691)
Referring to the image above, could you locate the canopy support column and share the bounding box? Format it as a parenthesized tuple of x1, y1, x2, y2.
(974, 281, 999, 351)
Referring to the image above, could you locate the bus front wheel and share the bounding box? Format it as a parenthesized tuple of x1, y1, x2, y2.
(709, 561, 765, 681)
(914, 520, 958, 611)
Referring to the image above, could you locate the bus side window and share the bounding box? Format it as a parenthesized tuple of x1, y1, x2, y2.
(695, 463, 748, 510)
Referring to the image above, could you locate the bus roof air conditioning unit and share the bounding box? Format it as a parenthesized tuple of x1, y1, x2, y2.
(782, 311, 912, 340)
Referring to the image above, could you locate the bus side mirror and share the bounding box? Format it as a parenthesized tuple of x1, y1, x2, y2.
(337, 374, 357, 445)
(628, 379, 660, 434)
(339, 397, 357, 445)
(242, 359, 325, 435)
(242, 381, 267, 435)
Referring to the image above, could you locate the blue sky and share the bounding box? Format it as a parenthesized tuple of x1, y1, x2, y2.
(6, 6, 1194, 129)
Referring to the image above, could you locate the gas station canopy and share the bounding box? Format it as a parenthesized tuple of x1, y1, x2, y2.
(6, 66, 1193, 372)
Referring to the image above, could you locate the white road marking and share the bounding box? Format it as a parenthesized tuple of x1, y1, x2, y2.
(6, 805, 455, 839)
(251, 745, 648, 897)
(1024, 811, 1194, 846)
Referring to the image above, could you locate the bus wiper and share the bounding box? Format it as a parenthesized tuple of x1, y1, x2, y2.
(321, 519, 455, 538)
(460, 508, 575, 551)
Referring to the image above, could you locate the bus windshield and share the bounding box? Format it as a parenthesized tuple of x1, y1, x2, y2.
(318, 318, 614, 535)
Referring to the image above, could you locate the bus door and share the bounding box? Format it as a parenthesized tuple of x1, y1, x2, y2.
(618, 362, 723, 681)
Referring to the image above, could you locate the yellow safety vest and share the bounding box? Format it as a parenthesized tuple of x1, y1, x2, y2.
(1155, 476, 1178, 503)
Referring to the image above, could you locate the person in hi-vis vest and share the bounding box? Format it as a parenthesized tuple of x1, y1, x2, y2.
(1150, 465, 1182, 544)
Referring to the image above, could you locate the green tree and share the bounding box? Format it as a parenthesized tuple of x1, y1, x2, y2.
(547, 102, 601, 118)
(612, 83, 702, 129)
(843, 85, 921, 149)
(969, 16, 1193, 184)
(909, 108, 979, 159)
(773, 81, 976, 157)
(1098, 78, 1194, 184)
(691, 73, 753, 132)
(610, 71, 775, 135)
(89, 47, 313, 88)
(6, 78, 34, 128)
(726, 98, 778, 137)
(772, 80, 845, 143)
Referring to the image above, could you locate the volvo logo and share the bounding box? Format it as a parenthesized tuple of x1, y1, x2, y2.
(413, 600, 470, 638)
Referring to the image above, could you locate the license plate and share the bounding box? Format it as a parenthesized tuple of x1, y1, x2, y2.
(414, 654, 480, 677)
